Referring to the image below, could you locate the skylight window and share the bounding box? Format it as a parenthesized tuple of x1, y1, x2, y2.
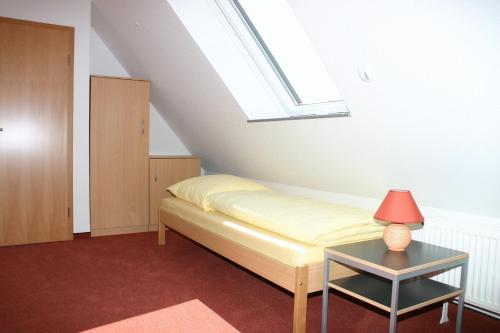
(219, 0, 348, 118)
(168, 0, 349, 120)
(232, 0, 342, 106)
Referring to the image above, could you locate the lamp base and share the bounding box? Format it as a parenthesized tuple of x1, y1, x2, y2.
(383, 223, 411, 251)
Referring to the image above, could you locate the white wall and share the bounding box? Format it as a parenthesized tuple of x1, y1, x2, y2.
(0, 0, 91, 233)
(286, 0, 500, 217)
(90, 29, 190, 156)
(89, 27, 127, 76)
(91, 0, 500, 221)
(149, 108, 190, 155)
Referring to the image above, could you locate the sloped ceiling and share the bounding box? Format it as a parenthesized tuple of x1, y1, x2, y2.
(91, 0, 500, 218)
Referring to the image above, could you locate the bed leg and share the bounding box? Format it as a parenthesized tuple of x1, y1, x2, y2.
(158, 208, 168, 246)
(293, 265, 308, 333)
(158, 222, 166, 245)
(158, 209, 167, 246)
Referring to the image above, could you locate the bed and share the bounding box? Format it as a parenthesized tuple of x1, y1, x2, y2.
(157, 175, 384, 333)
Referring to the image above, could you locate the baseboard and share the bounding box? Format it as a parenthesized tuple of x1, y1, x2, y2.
(91, 225, 149, 237)
(462, 301, 500, 320)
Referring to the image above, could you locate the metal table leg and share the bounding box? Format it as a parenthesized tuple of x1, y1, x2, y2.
(456, 260, 468, 333)
(321, 256, 330, 333)
(389, 277, 399, 333)
(440, 302, 449, 324)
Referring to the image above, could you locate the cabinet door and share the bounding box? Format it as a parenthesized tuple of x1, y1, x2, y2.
(149, 158, 201, 229)
(90, 77, 150, 235)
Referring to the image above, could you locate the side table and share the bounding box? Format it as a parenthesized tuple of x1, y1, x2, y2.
(321, 239, 468, 333)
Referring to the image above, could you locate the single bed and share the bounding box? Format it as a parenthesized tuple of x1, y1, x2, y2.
(158, 197, 376, 332)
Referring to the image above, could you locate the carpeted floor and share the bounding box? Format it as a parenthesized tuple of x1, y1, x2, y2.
(0, 232, 498, 332)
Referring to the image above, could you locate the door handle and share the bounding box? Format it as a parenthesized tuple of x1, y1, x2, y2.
(141, 120, 144, 135)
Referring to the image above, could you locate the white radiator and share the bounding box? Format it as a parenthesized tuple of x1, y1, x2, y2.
(412, 218, 500, 317)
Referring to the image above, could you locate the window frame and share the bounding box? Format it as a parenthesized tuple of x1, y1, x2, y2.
(214, 0, 350, 119)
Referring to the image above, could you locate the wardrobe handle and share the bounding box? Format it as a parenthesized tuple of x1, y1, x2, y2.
(141, 120, 144, 135)
(154, 167, 158, 183)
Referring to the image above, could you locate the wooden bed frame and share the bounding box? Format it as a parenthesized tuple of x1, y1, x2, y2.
(158, 208, 357, 333)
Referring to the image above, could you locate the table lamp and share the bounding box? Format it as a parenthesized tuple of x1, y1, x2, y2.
(374, 189, 424, 252)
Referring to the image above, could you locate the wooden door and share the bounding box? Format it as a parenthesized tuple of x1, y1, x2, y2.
(149, 158, 200, 230)
(0, 17, 74, 246)
(90, 76, 149, 236)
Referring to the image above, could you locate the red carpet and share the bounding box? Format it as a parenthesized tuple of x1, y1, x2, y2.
(0, 232, 498, 332)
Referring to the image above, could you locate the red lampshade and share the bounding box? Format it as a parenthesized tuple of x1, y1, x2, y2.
(374, 189, 424, 224)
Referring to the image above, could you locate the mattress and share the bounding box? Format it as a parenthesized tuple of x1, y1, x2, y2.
(207, 190, 385, 246)
(161, 197, 324, 266)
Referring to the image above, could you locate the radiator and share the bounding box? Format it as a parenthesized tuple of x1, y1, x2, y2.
(412, 220, 500, 317)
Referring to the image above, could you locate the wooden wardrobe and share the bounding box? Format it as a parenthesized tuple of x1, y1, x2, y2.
(90, 76, 150, 236)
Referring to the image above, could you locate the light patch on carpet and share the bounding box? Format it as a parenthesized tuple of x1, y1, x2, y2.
(81, 299, 239, 333)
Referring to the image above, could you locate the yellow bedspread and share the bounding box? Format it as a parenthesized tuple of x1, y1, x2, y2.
(206, 190, 385, 247)
(161, 197, 325, 266)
